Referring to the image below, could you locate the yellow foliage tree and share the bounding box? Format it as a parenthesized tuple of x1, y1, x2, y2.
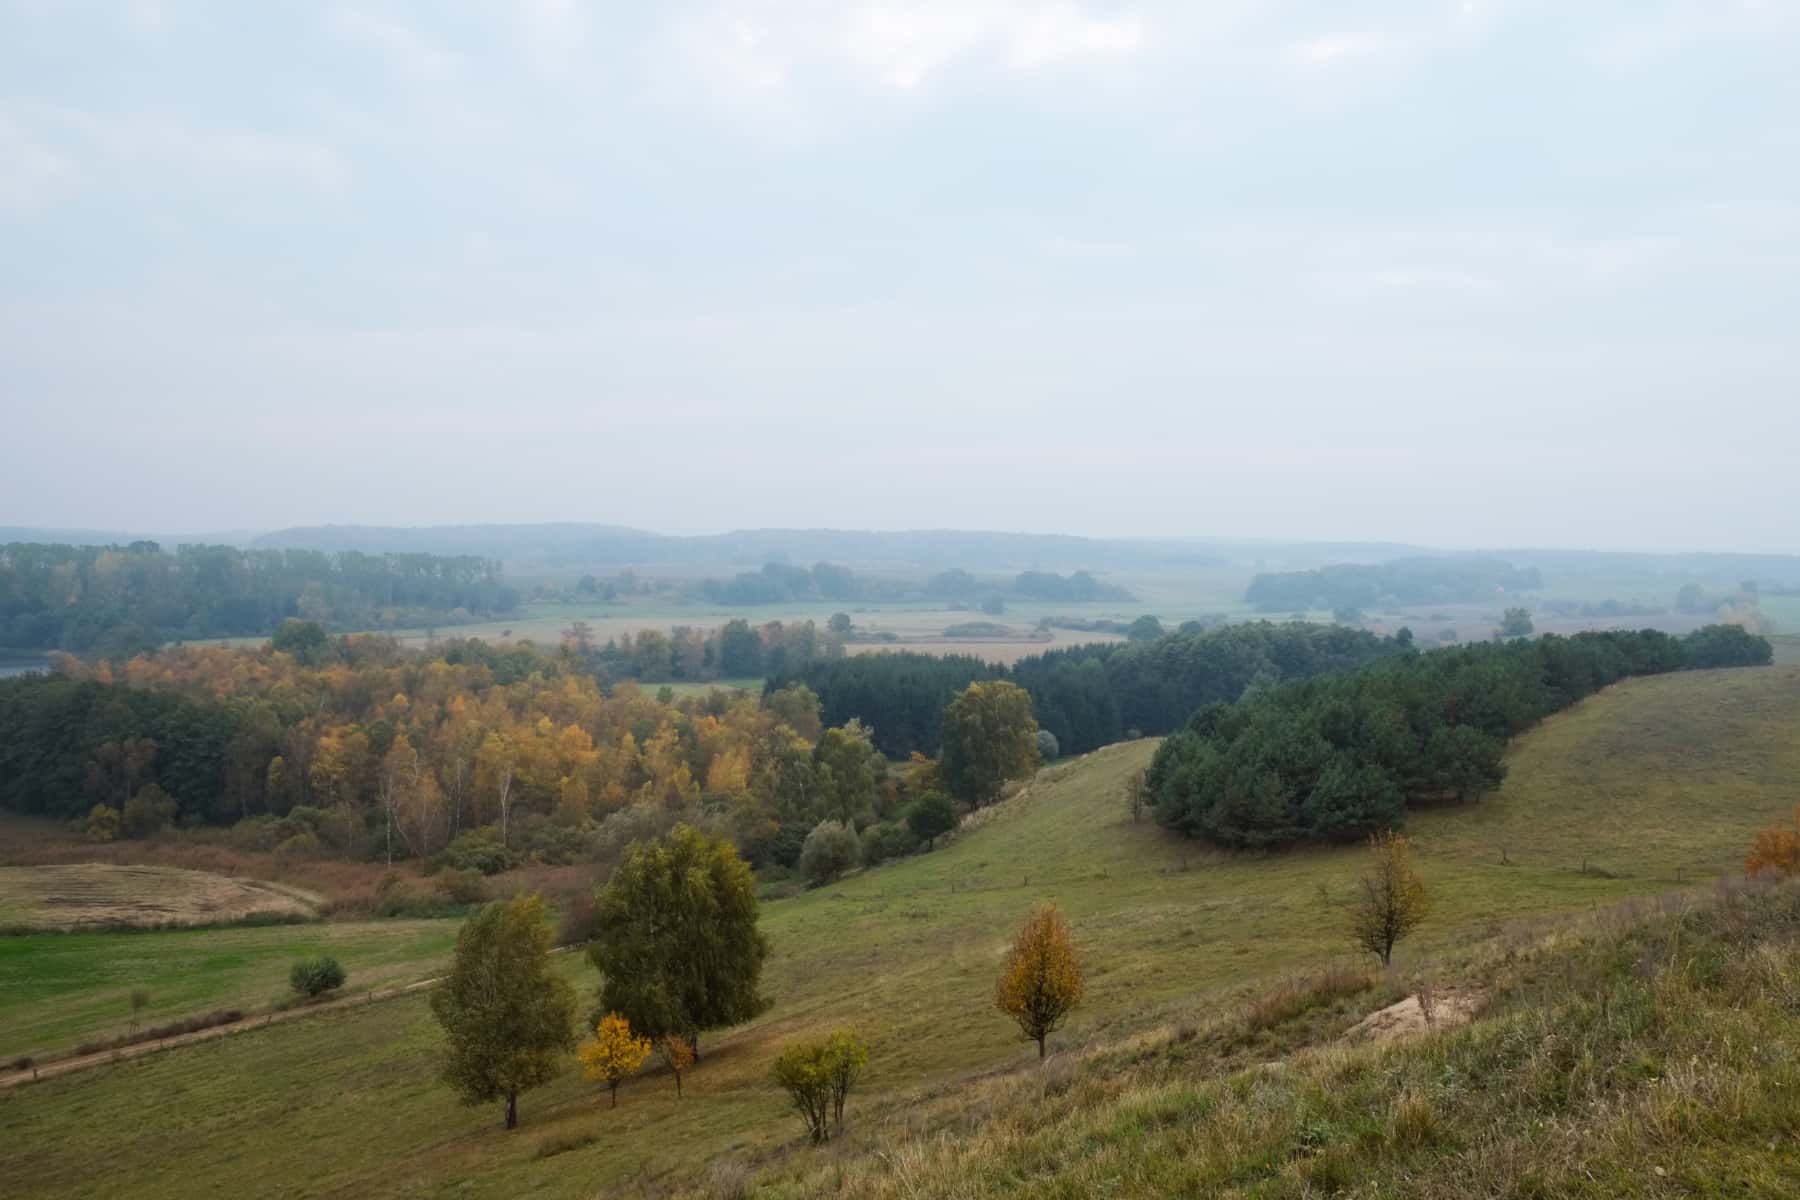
(578, 1012, 653, 1107)
(1350, 831, 1430, 966)
(995, 903, 1084, 1059)
(657, 1035, 695, 1098)
(1746, 806, 1800, 877)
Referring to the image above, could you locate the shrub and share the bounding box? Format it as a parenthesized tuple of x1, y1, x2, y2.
(274, 831, 323, 860)
(1034, 729, 1060, 761)
(858, 821, 917, 867)
(533, 1131, 597, 1160)
(437, 868, 487, 906)
(767, 821, 811, 869)
(438, 830, 520, 876)
(83, 803, 120, 843)
(771, 1030, 869, 1144)
(290, 955, 347, 998)
(557, 888, 602, 946)
(121, 784, 178, 838)
(373, 879, 442, 918)
(1745, 805, 1800, 878)
(798, 820, 860, 885)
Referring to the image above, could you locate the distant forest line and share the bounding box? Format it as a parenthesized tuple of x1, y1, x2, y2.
(0, 542, 517, 656)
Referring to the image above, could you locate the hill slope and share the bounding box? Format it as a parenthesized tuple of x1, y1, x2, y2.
(4, 667, 1798, 1198)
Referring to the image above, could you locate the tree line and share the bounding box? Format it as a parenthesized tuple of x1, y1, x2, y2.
(562, 616, 841, 684)
(770, 622, 1408, 760)
(0, 624, 1038, 878)
(0, 541, 516, 655)
(693, 561, 1133, 607)
(1148, 625, 1772, 848)
(1244, 557, 1543, 614)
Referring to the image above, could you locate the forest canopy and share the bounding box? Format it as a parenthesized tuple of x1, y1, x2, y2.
(771, 622, 1406, 759)
(1148, 625, 1771, 849)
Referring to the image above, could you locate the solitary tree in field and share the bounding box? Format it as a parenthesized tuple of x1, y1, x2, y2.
(657, 1035, 695, 1098)
(940, 681, 1040, 807)
(1498, 607, 1534, 638)
(579, 1013, 653, 1107)
(589, 825, 769, 1060)
(995, 904, 1084, 1059)
(1350, 832, 1430, 966)
(431, 894, 577, 1129)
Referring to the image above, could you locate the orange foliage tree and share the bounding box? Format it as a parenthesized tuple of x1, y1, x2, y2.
(657, 1035, 695, 1098)
(995, 903, 1084, 1059)
(1746, 806, 1800, 877)
(578, 1013, 653, 1107)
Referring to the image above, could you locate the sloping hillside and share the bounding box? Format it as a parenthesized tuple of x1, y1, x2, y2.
(4, 667, 1797, 1198)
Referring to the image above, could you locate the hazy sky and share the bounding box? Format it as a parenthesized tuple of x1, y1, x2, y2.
(2, 2, 1796, 551)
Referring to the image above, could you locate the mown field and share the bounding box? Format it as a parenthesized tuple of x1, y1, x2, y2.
(3, 666, 1797, 1198)
(0, 863, 319, 933)
(0, 918, 458, 1062)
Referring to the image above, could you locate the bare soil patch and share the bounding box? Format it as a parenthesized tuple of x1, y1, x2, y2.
(1342, 988, 1483, 1044)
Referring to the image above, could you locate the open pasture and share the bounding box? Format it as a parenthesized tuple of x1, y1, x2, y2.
(4, 665, 1797, 1197)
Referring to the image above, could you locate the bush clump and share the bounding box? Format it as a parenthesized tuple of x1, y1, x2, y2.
(858, 821, 917, 867)
(289, 955, 347, 999)
(798, 820, 860, 885)
(436, 867, 487, 906)
(436, 830, 521, 876)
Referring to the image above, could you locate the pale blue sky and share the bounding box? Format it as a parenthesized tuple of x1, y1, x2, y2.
(2, 1, 1796, 550)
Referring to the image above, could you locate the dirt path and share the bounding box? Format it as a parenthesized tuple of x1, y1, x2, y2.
(0, 976, 442, 1089)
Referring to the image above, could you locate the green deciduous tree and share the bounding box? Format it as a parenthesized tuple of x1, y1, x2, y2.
(813, 721, 879, 825)
(430, 894, 577, 1129)
(588, 825, 769, 1058)
(940, 681, 1039, 807)
(906, 791, 958, 850)
(1350, 832, 1429, 966)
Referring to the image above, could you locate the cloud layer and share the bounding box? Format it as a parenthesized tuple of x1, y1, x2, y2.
(2, 1, 1797, 549)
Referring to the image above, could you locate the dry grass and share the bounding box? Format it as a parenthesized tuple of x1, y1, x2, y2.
(0, 819, 401, 911)
(0, 864, 318, 932)
(733, 878, 1800, 1198)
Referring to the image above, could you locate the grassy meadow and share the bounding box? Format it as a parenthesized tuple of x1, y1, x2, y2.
(3, 666, 1798, 1197)
(0, 918, 458, 1062)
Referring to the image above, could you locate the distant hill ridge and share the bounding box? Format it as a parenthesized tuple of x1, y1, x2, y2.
(245, 524, 1415, 571)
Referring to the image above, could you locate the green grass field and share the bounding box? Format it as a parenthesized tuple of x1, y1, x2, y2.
(4, 666, 1798, 1197)
(0, 918, 458, 1061)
